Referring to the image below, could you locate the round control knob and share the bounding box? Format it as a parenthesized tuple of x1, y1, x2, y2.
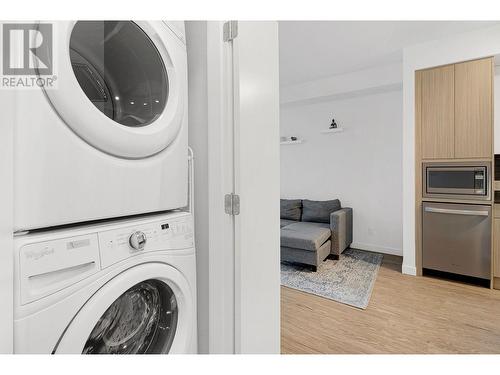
(129, 231, 147, 251)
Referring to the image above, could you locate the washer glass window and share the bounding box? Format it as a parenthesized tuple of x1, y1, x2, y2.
(69, 21, 168, 127)
(82, 280, 178, 354)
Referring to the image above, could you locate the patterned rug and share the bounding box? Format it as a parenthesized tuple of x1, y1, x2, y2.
(281, 248, 383, 309)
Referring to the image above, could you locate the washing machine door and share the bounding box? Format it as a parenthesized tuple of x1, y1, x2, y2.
(55, 263, 194, 354)
(41, 21, 185, 159)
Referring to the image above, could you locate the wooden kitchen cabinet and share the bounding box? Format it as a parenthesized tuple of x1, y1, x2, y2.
(421, 65, 455, 159)
(418, 57, 493, 161)
(454, 58, 493, 158)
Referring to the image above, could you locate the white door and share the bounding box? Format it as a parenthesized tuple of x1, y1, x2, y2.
(231, 21, 281, 354)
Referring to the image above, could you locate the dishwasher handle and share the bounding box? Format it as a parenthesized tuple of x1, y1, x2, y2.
(424, 206, 490, 217)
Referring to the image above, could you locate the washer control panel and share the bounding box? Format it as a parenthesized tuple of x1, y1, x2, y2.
(99, 214, 194, 269)
(129, 231, 147, 251)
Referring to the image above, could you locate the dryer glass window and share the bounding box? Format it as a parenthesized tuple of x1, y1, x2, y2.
(70, 21, 168, 127)
(82, 280, 178, 354)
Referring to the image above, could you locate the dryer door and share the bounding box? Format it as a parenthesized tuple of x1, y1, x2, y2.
(40, 21, 185, 159)
(55, 263, 194, 354)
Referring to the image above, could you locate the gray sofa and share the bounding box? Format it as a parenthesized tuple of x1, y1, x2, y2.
(280, 199, 353, 271)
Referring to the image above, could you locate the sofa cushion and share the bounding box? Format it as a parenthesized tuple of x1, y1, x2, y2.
(280, 219, 297, 228)
(302, 199, 341, 223)
(280, 199, 302, 221)
(280, 222, 331, 251)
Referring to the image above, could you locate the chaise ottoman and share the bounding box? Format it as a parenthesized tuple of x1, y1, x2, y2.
(280, 222, 332, 272)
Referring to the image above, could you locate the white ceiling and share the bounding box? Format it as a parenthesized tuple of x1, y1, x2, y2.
(279, 21, 499, 86)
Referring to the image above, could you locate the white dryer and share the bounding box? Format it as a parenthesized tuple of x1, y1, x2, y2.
(13, 21, 188, 231)
(14, 211, 197, 354)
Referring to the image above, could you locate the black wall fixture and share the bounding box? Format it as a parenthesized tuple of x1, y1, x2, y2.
(329, 118, 338, 129)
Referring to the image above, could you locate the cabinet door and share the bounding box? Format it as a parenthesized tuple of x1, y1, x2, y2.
(421, 65, 455, 159)
(495, 219, 500, 278)
(455, 58, 493, 158)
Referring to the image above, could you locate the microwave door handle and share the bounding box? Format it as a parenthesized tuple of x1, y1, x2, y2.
(424, 207, 489, 216)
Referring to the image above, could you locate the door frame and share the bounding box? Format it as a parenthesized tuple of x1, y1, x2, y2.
(206, 21, 236, 353)
(205, 21, 280, 354)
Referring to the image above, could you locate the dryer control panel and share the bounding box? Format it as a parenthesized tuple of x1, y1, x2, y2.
(98, 214, 194, 269)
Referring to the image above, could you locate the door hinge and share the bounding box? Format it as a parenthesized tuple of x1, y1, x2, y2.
(223, 21, 238, 42)
(224, 193, 240, 215)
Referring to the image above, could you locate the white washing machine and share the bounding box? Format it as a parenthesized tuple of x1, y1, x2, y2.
(13, 21, 188, 231)
(13, 211, 197, 354)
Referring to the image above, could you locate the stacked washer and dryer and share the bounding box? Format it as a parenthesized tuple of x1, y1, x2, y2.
(12, 21, 197, 353)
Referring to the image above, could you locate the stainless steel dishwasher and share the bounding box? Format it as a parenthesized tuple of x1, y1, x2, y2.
(422, 202, 491, 279)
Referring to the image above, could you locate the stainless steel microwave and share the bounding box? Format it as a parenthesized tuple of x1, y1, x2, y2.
(423, 161, 491, 201)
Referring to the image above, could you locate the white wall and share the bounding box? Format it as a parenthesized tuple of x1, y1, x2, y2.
(0, 63, 14, 352)
(281, 87, 403, 256)
(186, 21, 209, 354)
(281, 62, 402, 106)
(402, 25, 500, 275)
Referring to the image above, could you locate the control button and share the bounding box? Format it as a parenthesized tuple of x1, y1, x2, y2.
(129, 231, 147, 251)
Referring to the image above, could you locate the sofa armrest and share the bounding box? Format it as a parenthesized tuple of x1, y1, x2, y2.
(330, 208, 353, 256)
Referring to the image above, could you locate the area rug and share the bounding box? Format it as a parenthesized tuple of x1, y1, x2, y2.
(281, 248, 383, 309)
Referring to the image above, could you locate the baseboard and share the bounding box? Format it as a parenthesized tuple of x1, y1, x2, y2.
(402, 265, 417, 276)
(350, 242, 402, 257)
(494, 277, 500, 290)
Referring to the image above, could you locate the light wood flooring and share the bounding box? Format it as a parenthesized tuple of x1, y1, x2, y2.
(281, 255, 500, 354)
